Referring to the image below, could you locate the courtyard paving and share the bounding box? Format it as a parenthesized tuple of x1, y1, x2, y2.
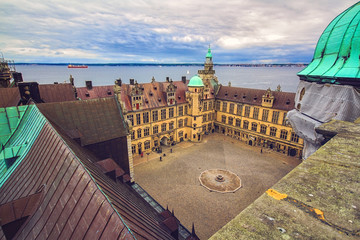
(133, 133, 301, 239)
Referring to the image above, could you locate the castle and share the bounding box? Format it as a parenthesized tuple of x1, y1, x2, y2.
(113, 47, 304, 168)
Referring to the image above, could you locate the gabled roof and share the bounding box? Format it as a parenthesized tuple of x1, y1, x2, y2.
(0, 104, 177, 239)
(217, 86, 295, 111)
(298, 2, 360, 85)
(37, 98, 128, 146)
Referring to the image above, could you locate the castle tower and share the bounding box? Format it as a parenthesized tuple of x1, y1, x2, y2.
(186, 75, 204, 142)
(198, 46, 218, 99)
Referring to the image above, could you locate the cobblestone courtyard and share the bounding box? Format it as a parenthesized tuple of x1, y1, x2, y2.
(134, 133, 301, 239)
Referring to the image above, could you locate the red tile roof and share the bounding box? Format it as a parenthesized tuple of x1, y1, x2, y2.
(120, 80, 215, 112)
(77, 85, 114, 100)
(217, 85, 296, 111)
(0, 83, 76, 108)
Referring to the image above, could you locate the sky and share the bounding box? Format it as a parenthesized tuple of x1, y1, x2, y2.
(0, 0, 357, 63)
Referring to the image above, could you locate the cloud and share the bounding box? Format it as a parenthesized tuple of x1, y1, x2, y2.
(0, 0, 356, 63)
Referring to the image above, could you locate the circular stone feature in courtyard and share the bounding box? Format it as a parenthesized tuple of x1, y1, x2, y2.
(199, 169, 241, 193)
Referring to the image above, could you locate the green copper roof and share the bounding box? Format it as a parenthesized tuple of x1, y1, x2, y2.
(206, 47, 212, 58)
(298, 2, 360, 85)
(0, 106, 29, 146)
(0, 105, 46, 187)
(188, 75, 204, 87)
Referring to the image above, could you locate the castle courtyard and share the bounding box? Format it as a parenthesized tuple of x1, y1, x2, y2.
(134, 133, 301, 239)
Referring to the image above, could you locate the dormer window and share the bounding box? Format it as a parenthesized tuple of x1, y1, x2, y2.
(107, 90, 112, 95)
(85, 92, 90, 97)
(149, 92, 153, 96)
(158, 98, 161, 102)
(286, 99, 290, 105)
(225, 91, 228, 96)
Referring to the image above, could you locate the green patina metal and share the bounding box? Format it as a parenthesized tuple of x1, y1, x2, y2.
(0, 105, 46, 187)
(0, 106, 29, 145)
(188, 75, 204, 87)
(298, 2, 360, 84)
(206, 46, 212, 58)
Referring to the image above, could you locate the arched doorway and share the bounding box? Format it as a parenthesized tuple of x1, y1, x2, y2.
(248, 140, 253, 146)
(160, 136, 169, 146)
(138, 142, 142, 154)
(289, 148, 297, 157)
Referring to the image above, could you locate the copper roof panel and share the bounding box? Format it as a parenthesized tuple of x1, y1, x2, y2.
(37, 98, 128, 146)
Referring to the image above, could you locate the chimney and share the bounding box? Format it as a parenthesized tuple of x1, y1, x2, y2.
(115, 78, 122, 86)
(181, 76, 186, 84)
(85, 80, 92, 90)
(12, 72, 23, 85)
(130, 78, 135, 85)
(69, 75, 74, 86)
(18, 82, 43, 104)
(166, 77, 170, 82)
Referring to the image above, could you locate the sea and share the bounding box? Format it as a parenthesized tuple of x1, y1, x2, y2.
(15, 65, 305, 93)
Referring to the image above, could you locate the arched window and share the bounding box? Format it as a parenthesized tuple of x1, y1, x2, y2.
(178, 119, 183, 128)
(299, 87, 305, 101)
(251, 122, 258, 131)
(280, 130, 288, 139)
(270, 127, 277, 137)
(144, 141, 150, 150)
(243, 120, 249, 129)
(260, 124, 267, 134)
(137, 128, 142, 138)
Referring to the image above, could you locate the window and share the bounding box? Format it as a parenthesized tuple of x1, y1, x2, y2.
(202, 125, 206, 132)
(262, 109, 269, 121)
(243, 121, 249, 129)
(299, 87, 305, 101)
(222, 102, 227, 112)
(229, 103, 235, 114)
(280, 130, 288, 139)
(208, 123, 212, 130)
(208, 113, 212, 121)
(153, 125, 158, 134)
(132, 145, 136, 154)
(136, 113, 141, 125)
(251, 122, 257, 131)
(144, 141, 150, 150)
(127, 115, 134, 126)
(137, 128, 142, 138)
(138, 142, 142, 152)
(253, 107, 259, 119)
(203, 102, 208, 111)
(161, 123, 167, 132)
(215, 101, 220, 111)
(260, 125, 267, 134)
(169, 108, 174, 118)
(270, 127, 277, 137)
(236, 119, 241, 127)
(222, 115, 226, 123)
(282, 113, 287, 126)
(169, 121, 174, 130)
(143, 112, 149, 124)
(131, 131, 135, 140)
(185, 105, 188, 114)
(228, 117, 234, 125)
(237, 104, 243, 116)
(179, 119, 183, 128)
(184, 118, 188, 126)
(202, 114, 206, 123)
(161, 109, 166, 120)
(291, 132, 299, 143)
(209, 101, 213, 110)
(179, 106, 183, 116)
(179, 131, 183, 137)
(144, 128, 150, 136)
(272, 111, 280, 124)
(244, 106, 250, 117)
(152, 110, 158, 122)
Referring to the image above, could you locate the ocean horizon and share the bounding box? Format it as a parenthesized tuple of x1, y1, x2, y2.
(14, 64, 305, 93)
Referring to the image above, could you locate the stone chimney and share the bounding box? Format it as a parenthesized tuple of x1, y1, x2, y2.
(130, 79, 135, 85)
(85, 81, 92, 90)
(182, 76, 186, 84)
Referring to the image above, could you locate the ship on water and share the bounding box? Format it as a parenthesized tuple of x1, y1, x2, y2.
(68, 64, 88, 68)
